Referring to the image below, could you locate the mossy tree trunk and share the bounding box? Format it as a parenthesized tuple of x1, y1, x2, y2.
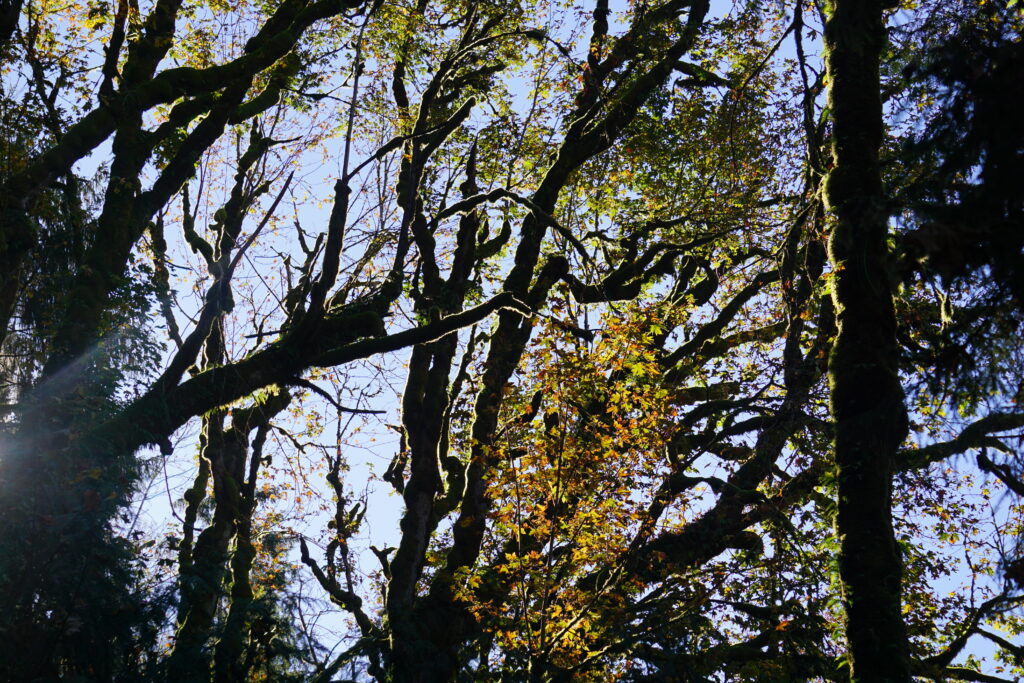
(823, 0, 911, 680)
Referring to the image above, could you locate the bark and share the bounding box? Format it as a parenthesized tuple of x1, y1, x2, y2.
(0, 0, 20, 51)
(168, 411, 234, 681)
(213, 399, 289, 683)
(377, 5, 714, 679)
(168, 378, 290, 681)
(0, 0, 365, 355)
(822, 0, 911, 680)
(384, 147, 481, 679)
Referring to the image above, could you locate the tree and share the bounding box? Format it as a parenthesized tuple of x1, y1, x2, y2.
(0, 0, 1022, 681)
(822, 0, 911, 678)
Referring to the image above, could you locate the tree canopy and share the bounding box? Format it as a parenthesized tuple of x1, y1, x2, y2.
(0, 0, 1022, 681)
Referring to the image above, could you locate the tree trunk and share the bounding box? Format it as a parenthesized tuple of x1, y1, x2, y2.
(823, 0, 911, 680)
